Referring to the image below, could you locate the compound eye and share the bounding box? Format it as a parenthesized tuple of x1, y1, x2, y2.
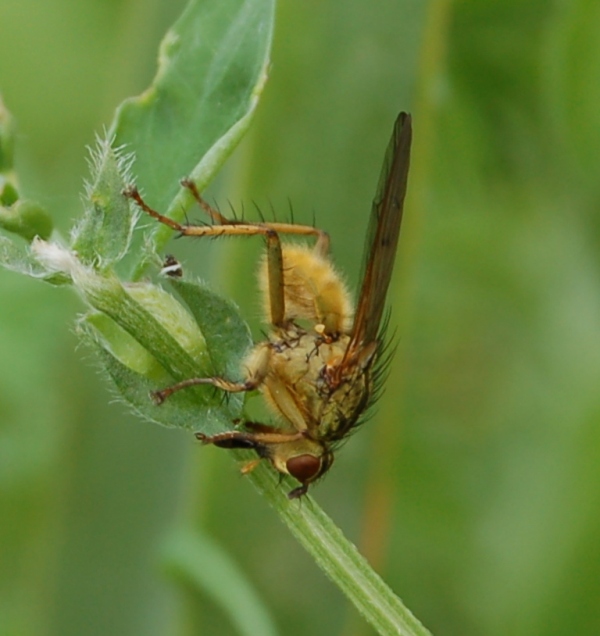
(286, 454, 321, 485)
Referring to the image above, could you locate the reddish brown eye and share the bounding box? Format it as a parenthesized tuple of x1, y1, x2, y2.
(286, 454, 321, 484)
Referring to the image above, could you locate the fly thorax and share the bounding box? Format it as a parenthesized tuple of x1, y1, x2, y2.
(265, 331, 354, 427)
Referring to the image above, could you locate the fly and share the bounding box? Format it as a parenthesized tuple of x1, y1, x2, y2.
(124, 112, 412, 498)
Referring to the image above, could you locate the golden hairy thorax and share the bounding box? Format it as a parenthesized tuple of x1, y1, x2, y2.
(247, 329, 371, 439)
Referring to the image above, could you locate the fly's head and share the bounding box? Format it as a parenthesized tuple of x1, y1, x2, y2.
(270, 436, 335, 499)
(230, 428, 335, 499)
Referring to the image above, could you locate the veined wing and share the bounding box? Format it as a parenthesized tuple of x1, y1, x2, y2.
(344, 112, 412, 364)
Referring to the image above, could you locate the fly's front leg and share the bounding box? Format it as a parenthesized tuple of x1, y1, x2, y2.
(197, 421, 303, 465)
(195, 427, 304, 478)
(196, 428, 303, 449)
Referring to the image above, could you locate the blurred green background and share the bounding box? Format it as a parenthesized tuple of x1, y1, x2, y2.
(1, 0, 600, 635)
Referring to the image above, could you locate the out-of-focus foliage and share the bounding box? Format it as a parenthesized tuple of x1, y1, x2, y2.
(1, 1, 599, 636)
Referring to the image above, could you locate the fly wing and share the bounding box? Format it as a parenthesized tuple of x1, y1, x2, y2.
(344, 112, 412, 363)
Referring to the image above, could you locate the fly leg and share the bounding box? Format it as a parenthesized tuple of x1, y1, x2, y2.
(151, 376, 259, 405)
(181, 178, 330, 256)
(123, 181, 331, 328)
(151, 342, 272, 405)
(196, 427, 303, 449)
(195, 425, 304, 487)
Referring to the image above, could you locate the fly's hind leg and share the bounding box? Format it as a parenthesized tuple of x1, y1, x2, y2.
(181, 178, 330, 256)
(124, 180, 330, 329)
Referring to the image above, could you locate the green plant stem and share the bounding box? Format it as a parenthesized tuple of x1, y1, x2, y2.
(243, 460, 432, 636)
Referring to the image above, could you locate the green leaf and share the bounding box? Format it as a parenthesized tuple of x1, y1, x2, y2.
(67, 269, 212, 381)
(84, 310, 169, 380)
(80, 323, 233, 434)
(76, 274, 251, 433)
(71, 137, 136, 267)
(28, 239, 209, 381)
(169, 277, 252, 380)
(110, 0, 274, 277)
